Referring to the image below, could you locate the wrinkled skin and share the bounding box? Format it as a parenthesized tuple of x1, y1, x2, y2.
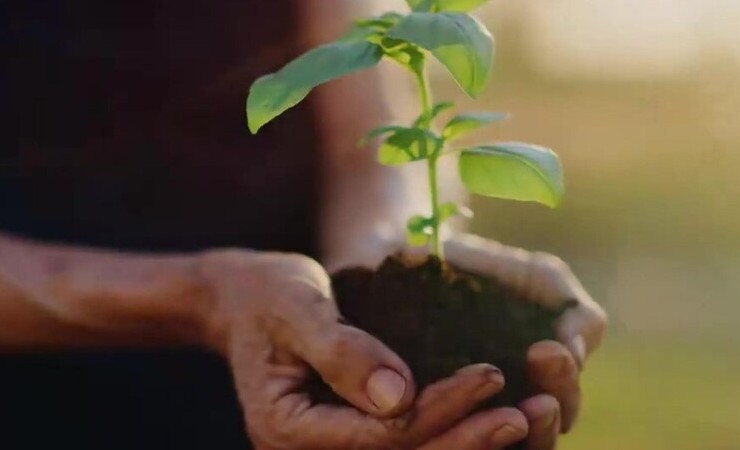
(202, 233, 606, 450)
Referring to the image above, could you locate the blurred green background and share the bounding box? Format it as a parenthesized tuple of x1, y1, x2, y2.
(425, 1, 740, 448)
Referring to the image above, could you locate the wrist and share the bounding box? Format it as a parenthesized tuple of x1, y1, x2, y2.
(195, 248, 271, 354)
(44, 250, 224, 351)
(197, 249, 331, 355)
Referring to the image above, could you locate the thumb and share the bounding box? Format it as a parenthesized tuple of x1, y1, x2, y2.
(299, 323, 416, 418)
(252, 255, 416, 418)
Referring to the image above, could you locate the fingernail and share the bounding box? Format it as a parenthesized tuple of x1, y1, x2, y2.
(456, 363, 503, 380)
(533, 406, 558, 432)
(491, 425, 526, 447)
(367, 368, 407, 413)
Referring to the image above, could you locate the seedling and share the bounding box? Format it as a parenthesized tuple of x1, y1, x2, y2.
(248, 4, 572, 435)
(247, 0, 564, 259)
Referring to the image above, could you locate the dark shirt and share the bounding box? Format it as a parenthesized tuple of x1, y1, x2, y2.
(1, 1, 321, 448)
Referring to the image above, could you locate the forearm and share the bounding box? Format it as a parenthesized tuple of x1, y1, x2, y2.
(0, 233, 216, 351)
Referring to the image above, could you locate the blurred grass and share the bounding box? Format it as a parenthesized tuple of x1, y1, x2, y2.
(427, 12, 740, 449)
(562, 334, 740, 450)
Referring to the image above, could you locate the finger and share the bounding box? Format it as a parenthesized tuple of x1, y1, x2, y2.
(246, 364, 506, 450)
(300, 323, 416, 417)
(405, 364, 506, 443)
(556, 301, 608, 366)
(445, 235, 579, 311)
(418, 407, 528, 450)
(519, 394, 560, 450)
(527, 341, 580, 433)
(445, 234, 607, 363)
(444, 234, 533, 299)
(258, 260, 416, 418)
(525, 252, 607, 362)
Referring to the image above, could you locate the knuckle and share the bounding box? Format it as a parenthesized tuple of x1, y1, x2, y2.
(575, 301, 608, 336)
(350, 423, 406, 450)
(261, 253, 327, 284)
(309, 328, 358, 381)
(200, 248, 255, 277)
(245, 417, 290, 450)
(591, 305, 608, 330)
(377, 426, 410, 450)
(278, 253, 326, 277)
(530, 340, 571, 372)
(247, 400, 310, 450)
(534, 252, 569, 274)
(274, 254, 332, 301)
(326, 328, 356, 359)
(585, 307, 608, 348)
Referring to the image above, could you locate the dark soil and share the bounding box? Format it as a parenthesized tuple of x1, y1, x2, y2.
(310, 255, 574, 449)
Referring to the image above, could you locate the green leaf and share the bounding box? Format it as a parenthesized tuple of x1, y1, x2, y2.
(405, 0, 437, 12)
(247, 40, 383, 133)
(383, 42, 426, 75)
(377, 128, 443, 166)
(443, 111, 508, 140)
(406, 0, 491, 11)
(429, 101, 456, 119)
(438, 202, 474, 221)
(358, 125, 407, 147)
(407, 215, 432, 233)
(414, 101, 456, 127)
(387, 12, 494, 98)
(406, 215, 433, 247)
(406, 230, 430, 247)
(459, 143, 565, 207)
(355, 12, 404, 32)
(436, 0, 491, 12)
(341, 25, 382, 44)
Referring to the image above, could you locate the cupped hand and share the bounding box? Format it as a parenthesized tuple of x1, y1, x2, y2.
(444, 233, 608, 449)
(199, 250, 530, 450)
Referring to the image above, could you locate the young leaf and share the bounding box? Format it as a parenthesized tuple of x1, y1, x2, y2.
(406, 215, 433, 247)
(377, 128, 442, 166)
(355, 12, 404, 32)
(358, 125, 407, 147)
(406, 230, 431, 247)
(247, 40, 383, 133)
(429, 101, 456, 119)
(443, 111, 508, 140)
(387, 13, 494, 98)
(383, 42, 426, 75)
(438, 202, 474, 221)
(436, 0, 491, 12)
(414, 101, 456, 127)
(407, 215, 432, 233)
(342, 24, 384, 44)
(459, 143, 564, 207)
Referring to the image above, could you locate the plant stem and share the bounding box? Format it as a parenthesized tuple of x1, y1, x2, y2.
(427, 156, 442, 257)
(416, 71, 433, 124)
(414, 67, 444, 259)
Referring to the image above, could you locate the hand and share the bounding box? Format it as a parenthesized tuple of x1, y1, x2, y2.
(199, 250, 531, 450)
(444, 233, 608, 449)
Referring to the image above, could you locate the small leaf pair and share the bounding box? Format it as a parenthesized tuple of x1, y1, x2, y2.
(406, 202, 471, 246)
(361, 126, 442, 166)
